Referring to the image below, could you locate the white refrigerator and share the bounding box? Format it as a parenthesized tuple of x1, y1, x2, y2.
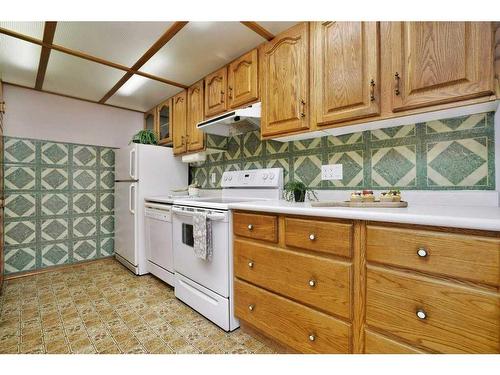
(114, 143, 187, 275)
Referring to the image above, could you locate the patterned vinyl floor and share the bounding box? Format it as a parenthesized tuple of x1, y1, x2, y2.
(0, 258, 274, 354)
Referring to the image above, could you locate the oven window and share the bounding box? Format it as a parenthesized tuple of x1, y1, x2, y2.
(182, 223, 194, 247)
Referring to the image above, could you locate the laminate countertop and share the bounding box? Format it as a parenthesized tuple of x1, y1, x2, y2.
(227, 200, 500, 232)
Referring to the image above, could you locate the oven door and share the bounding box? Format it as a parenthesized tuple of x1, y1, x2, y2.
(172, 205, 229, 297)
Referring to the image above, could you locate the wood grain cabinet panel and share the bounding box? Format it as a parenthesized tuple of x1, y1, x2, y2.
(235, 279, 351, 353)
(261, 22, 310, 137)
(364, 329, 426, 354)
(204, 66, 228, 118)
(312, 21, 380, 126)
(366, 225, 500, 286)
(172, 90, 187, 155)
(366, 266, 500, 353)
(284, 217, 352, 258)
(233, 212, 278, 243)
(391, 22, 494, 112)
(157, 98, 173, 145)
(187, 80, 205, 152)
(228, 49, 259, 109)
(234, 239, 352, 318)
(144, 107, 157, 137)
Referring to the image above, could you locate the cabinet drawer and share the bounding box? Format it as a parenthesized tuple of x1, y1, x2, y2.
(366, 266, 500, 353)
(234, 239, 351, 318)
(366, 225, 500, 286)
(285, 217, 352, 257)
(233, 212, 278, 243)
(235, 279, 351, 353)
(365, 329, 425, 354)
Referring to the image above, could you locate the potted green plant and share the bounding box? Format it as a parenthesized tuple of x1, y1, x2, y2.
(283, 180, 318, 203)
(130, 129, 158, 145)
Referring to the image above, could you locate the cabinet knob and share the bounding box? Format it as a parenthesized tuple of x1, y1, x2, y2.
(248, 261, 254, 269)
(308, 334, 316, 342)
(417, 247, 428, 257)
(247, 224, 253, 231)
(248, 304, 255, 311)
(308, 279, 316, 288)
(416, 309, 427, 320)
(309, 233, 316, 241)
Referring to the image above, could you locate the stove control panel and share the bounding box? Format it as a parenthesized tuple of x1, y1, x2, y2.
(221, 168, 283, 188)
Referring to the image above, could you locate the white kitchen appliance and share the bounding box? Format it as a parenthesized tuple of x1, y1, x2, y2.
(114, 144, 187, 275)
(144, 201, 175, 286)
(172, 168, 283, 331)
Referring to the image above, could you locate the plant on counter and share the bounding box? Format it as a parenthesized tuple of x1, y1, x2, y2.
(130, 129, 158, 145)
(283, 180, 318, 203)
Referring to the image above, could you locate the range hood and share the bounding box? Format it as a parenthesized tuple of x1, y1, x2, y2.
(197, 102, 261, 137)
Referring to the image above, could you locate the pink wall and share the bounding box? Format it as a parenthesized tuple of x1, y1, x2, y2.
(3, 84, 143, 148)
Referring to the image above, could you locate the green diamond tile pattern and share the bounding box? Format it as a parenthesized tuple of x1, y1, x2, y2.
(41, 142, 68, 164)
(427, 139, 488, 187)
(4, 138, 36, 163)
(3, 137, 116, 275)
(189, 111, 495, 191)
(372, 146, 416, 187)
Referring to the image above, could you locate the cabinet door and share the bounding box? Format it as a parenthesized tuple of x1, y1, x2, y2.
(261, 22, 310, 137)
(204, 66, 227, 118)
(228, 49, 259, 109)
(144, 108, 157, 138)
(391, 22, 494, 112)
(157, 98, 173, 145)
(172, 90, 187, 155)
(312, 22, 380, 126)
(187, 80, 205, 152)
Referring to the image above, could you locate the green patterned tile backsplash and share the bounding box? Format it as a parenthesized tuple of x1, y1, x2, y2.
(2, 137, 115, 275)
(192, 112, 495, 190)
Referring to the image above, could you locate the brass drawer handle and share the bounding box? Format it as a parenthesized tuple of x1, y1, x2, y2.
(308, 333, 316, 342)
(308, 279, 316, 288)
(309, 233, 316, 241)
(370, 79, 376, 101)
(417, 247, 428, 257)
(416, 309, 427, 320)
(247, 224, 254, 231)
(248, 304, 255, 311)
(300, 99, 306, 118)
(221, 90, 225, 103)
(228, 86, 233, 99)
(248, 261, 254, 269)
(394, 72, 401, 96)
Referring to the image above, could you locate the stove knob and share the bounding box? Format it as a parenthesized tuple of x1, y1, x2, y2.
(269, 173, 275, 180)
(228, 176, 233, 181)
(262, 173, 268, 180)
(223, 176, 228, 181)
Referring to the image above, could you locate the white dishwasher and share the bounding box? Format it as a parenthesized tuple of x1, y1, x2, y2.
(144, 202, 175, 286)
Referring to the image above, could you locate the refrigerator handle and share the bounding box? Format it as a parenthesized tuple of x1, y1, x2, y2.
(129, 184, 136, 214)
(129, 148, 136, 179)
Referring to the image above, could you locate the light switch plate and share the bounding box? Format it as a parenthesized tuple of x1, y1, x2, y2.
(321, 164, 343, 180)
(211, 173, 216, 183)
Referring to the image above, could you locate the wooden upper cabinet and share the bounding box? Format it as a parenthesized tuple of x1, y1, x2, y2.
(391, 22, 494, 112)
(228, 49, 259, 109)
(187, 80, 205, 152)
(312, 22, 380, 127)
(204, 66, 227, 118)
(261, 22, 310, 137)
(172, 90, 187, 155)
(157, 98, 173, 145)
(144, 107, 158, 138)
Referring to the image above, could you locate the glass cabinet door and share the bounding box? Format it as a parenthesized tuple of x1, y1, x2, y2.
(144, 111, 155, 132)
(157, 99, 173, 145)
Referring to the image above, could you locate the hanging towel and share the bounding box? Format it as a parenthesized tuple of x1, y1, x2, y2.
(193, 211, 213, 260)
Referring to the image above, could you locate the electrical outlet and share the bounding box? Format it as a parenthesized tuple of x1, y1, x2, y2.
(211, 173, 216, 183)
(321, 164, 343, 180)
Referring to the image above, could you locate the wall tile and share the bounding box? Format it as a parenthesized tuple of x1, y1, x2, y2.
(3, 136, 115, 275)
(191, 111, 495, 191)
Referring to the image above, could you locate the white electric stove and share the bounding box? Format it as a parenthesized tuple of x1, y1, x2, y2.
(171, 168, 283, 331)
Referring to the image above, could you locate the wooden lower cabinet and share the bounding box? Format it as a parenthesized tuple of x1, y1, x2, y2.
(235, 279, 351, 353)
(233, 211, 500, 354)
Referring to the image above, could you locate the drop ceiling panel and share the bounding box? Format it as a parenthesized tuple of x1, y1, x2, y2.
(106, 75, 182, 112)
(0, 21, 44, 38)
(141, 22, 264, 86)
(258, 21, 299, 36)
(53, 22, 174, 67)
(0, 36, 42, 86)
(43, 50, 125, 101)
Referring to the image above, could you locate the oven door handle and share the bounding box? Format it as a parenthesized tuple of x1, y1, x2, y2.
(172, 207, 226, 221)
